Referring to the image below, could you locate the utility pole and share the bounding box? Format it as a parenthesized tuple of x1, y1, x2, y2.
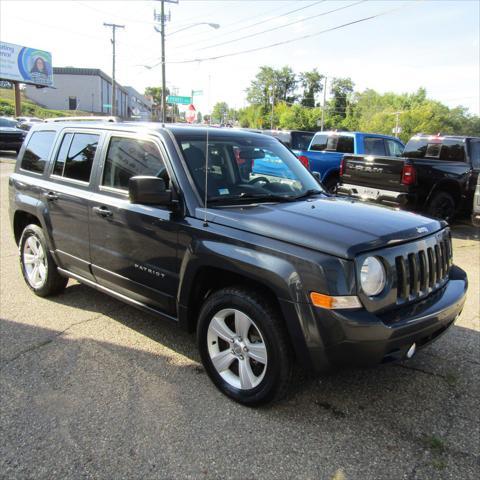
(320, 76, 327, 132)
(393, 111, 402, 138)
(103, 22, 125, 116)
(154, 0, 178, 123)
(270, 86, 275, 130)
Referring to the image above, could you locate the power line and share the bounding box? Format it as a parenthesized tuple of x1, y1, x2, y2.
(153, 3, 414, 66)
(170, 0, 326, 50)
(195, 0, 365, 53)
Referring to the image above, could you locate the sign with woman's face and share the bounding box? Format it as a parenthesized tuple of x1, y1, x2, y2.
(0, 41, 53, 87)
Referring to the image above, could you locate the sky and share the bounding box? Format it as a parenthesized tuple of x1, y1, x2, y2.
(0, 0, 479, 116)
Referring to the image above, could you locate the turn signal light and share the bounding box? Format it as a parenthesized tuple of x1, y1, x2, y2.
(401, 164, 416, 185)
(310, 292, 362, 310)
(298, 155, 310, 169)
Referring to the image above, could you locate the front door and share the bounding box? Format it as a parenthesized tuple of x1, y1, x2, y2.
(89, 134, 179, 316)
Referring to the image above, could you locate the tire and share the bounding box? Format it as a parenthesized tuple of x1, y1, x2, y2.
(197, 287, 293, 406)
(19, 224, 68, 297)
(323, 174, 339, 193)
(426, 191, 456, 223)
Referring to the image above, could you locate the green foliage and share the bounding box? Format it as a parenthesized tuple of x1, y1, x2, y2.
(239, 66, 479, 138)
(0, 92, 85, 119)
(144, 86, 170, 105)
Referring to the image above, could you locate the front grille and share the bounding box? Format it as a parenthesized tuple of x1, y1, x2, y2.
(395, 232, 452, 303)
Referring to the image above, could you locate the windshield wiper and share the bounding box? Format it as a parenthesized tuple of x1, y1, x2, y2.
(291, 189, 325, 200)
(208, 193, 298, 205)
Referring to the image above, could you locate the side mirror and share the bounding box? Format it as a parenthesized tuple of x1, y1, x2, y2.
(129, 176, 172, 206)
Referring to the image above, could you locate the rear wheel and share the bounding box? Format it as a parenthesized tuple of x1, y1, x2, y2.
(427, 191, 456, 223)
(197, 287, 293, 405)
(19, 224, 68, 297)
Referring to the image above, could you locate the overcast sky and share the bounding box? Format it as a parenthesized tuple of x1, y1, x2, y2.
(1, 0, 478, 115)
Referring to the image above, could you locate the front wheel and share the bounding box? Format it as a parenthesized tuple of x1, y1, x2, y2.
(197, 287, 293, 406)
(19, 224, 68, 297)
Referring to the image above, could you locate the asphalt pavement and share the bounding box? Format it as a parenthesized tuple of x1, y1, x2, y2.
(1, 158, 479, 480)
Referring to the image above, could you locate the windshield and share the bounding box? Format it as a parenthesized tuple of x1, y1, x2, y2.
(174, 132, 322, 204)
(0, 118, 19, 128)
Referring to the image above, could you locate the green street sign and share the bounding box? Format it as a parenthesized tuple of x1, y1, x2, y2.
(167, 95, 191, 105)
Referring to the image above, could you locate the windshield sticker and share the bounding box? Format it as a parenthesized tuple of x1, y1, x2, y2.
(218, 188, 230, 195)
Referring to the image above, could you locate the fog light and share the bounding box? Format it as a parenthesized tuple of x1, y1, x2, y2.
(406, 343, 416, 359)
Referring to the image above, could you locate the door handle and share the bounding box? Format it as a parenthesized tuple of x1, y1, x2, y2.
(45, 191, 59, 201)
(92, 206, 113, 218)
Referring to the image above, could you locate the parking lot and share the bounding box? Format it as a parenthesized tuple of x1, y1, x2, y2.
(0, 156, 478, 479)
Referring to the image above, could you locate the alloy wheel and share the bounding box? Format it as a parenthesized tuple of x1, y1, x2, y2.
(23, 235, 47, 289)
(207, 308, 268, 390)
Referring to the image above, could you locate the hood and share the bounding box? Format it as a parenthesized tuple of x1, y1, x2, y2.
(198, 196, 443, 259)
(0, 127, 25, 133)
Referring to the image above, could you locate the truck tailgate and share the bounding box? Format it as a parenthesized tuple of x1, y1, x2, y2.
(341, 154, 410, 191)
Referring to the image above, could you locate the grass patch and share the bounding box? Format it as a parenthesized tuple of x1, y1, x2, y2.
(423, 435, 446, 454)
(0, 88, 87, 119)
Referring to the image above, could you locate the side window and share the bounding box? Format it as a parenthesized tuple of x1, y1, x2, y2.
(309, 134, 328, 151)
(335, 135, 354, 154)
(386, 139, 404, 157)
(469, 141, 480, 169)
(364, 137, 386, 156)
(20, 131, 56, 173)
(52, 133, 99, 182)
(102, 137, 167, 190)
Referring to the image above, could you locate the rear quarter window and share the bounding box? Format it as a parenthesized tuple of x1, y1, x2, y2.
(20, 131, 56, 173)
(404, 138, 466, 161)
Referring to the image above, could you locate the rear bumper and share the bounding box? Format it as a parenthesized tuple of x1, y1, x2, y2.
(338, 183, 416, 209)
(296, 265, 467, 371)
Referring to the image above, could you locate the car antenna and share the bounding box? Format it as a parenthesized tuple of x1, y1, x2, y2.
(203, 74, 211, 227)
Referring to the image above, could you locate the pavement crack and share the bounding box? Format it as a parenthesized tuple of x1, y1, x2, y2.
(0, 311, 114, 372)
(394, 363, 450, 382)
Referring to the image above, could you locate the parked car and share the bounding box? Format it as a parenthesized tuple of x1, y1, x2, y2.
(9, 123, 467, 405)
(296, 131, 405, 191)
(17, 117, 44, 131)
(0, 117, 27, 153)
(338, 134, 480, 222)
(472, 175, 480, 227)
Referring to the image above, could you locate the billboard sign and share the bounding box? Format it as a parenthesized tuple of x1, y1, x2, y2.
(0, 41, 53, 87)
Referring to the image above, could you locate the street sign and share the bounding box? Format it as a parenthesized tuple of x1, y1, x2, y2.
(167, 95, 191, 105)
(392, 126, 402, 134)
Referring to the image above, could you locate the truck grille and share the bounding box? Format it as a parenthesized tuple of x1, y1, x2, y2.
(394, 232, 452, 302)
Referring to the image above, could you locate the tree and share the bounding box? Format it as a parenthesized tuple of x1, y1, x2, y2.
(299, 69, 324, 107)
(144, 86, 170, 105)
(329, 77, 354, 121)
(211, 101, 229, 123)
(246, 66, 297, 108)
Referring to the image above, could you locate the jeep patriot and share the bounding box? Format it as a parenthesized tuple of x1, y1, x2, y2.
(9, 123, 468, 405)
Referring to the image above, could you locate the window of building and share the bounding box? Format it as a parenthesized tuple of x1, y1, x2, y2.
(20, 131, 56, 173)
(52, 133, 99, 182)
(68, 96, 77, 110)
(102, 137, 167, 190)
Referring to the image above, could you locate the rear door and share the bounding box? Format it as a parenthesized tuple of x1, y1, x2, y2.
(89, 133, 179, 316)
(45, 129, 102, 280)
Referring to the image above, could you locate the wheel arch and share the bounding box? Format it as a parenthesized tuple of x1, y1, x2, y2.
(13, 210, 41, 245)
(426, 180, 462, 207)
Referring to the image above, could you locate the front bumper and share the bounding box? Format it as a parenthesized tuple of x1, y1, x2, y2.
(338, 183, 416, 209)
(305, 265, 467, 371)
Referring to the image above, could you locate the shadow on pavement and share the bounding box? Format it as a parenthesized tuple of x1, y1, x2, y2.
(450, 222, 479, 241)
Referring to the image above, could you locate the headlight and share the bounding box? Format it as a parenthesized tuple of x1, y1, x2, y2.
(360, 256, 386, 296)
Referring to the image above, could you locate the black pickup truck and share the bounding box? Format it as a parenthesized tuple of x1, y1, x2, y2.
(9, 123, 467, 405)
(338, 134, 480, 222)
